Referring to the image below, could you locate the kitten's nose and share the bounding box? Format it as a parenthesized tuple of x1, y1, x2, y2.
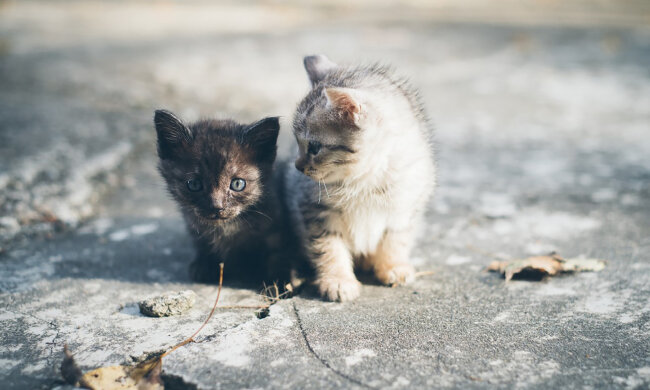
(211, 195, 224, 210)
(209, 207, 225, 219)
(295, 159, 306, 172)
(295, 157, 311, 174)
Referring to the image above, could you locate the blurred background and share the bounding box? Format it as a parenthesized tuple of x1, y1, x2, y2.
(0, 0, 648, 250)
(1, 2, 650, 388)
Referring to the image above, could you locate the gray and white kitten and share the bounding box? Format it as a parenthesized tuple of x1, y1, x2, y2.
(285, 55, 436, 302)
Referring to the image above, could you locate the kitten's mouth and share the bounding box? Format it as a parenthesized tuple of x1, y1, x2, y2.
(207, 213, 234, 221)
(194, 209, 234, 223)
(305, 169, 330, 181)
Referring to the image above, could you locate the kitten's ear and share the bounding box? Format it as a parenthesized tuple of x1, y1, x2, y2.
(325, 87, 361, 125)
(304, 55, 337, 87)
(243, 116, 280, 162)
(154, 109, 192, 159)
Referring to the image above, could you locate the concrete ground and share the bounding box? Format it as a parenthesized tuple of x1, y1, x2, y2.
(1, 1, 649, 389)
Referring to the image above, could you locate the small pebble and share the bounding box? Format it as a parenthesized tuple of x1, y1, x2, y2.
(138, 290, 196, 317)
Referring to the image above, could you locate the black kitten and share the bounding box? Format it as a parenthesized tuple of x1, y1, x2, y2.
(154, 109, 287, 284)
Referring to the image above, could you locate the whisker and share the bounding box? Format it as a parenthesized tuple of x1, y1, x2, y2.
(197, 223, 215, 240)
(249, 209, 273, 221)
(318, 180, 322, 204)
(322, 181, 330, 198)
(239, 215, 253, 229)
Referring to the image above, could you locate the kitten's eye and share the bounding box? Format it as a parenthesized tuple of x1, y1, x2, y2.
(307, 141, 322, 155)
(230, 178, 246, 192)
(186, 179, 203, 192)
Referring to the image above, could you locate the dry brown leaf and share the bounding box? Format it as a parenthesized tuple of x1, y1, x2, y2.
(80, 366, 133, 389)
(561, 258, 607, 272)
(487, 253, 606, 281)
(78, 357, 163, 390)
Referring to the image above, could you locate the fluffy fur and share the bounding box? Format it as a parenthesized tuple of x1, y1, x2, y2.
(285, 55, 436, 301)
(154, 109, 288, 283)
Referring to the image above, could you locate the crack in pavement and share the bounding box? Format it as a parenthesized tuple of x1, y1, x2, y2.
(45, 324, 64, 387)
(2, 307, 66, 384)
(2, 306, 57, 328)
(292, 302, 376, 390)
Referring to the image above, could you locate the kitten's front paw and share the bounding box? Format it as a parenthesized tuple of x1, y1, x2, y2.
(317, 276, 361, 302)
(375, 263, 416, 286)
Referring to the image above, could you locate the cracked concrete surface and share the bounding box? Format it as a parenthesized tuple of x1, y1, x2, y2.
(1, 1, 649, 389)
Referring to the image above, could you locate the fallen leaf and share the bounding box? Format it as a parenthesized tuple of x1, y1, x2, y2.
(561, 258, 606, 272)
(78, 357, 162, 390)
(487, 253, 606, 281)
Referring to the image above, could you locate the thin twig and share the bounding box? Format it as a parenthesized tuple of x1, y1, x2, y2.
(215, 281, 292, 311)
(216, 305, 269, 309)
(160, 263, 224, 359)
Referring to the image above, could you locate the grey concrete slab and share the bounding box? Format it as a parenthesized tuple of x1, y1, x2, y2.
(1, 1, 649, 389)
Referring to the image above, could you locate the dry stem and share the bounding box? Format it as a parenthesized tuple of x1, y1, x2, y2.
(215, 281, 293, 310)
(159, 262, 224, 359)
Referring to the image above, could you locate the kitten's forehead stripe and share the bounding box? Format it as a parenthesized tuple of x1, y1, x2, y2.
(166, 116, 273, 208)
(236, 165, 260, 181)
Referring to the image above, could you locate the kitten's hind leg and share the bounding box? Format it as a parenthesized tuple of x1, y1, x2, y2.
(370, 229, 416, 286)
(311, 234, 361, 302)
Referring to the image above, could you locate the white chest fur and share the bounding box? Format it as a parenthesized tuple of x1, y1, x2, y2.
(338, 197, 390, 256)
(326, 147, 434, 257)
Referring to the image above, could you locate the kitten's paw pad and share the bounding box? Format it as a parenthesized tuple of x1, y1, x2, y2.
(317, 277, 361, 302)
(376, 264, 416, 286)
